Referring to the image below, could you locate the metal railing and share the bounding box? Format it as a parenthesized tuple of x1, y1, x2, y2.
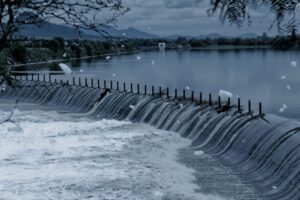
(12, 73, 264, 116)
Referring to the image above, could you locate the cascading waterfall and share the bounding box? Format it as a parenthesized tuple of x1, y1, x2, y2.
(1, 79, 299, 200)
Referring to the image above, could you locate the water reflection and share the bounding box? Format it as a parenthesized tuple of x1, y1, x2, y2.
(159, 49, 166, 60)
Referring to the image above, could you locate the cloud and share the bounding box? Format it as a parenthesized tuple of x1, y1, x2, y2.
(117, 0, 278, 36)
(164, 0, 201, 8)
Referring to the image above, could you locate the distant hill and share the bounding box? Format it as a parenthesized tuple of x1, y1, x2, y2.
(165, 35, 194, 40)
(239, 33, 259, 39)
(16, 23, 159, 40)
(13, 12, 259, 41)
(165, 33, 259, 40)
(14, 12, 159, 40)
(80, 26, 159, 39)
(15, 22, 91, 40)
(14, 12, 92, 40)
(164, 33, 226, 40)
(198, 33, 225, 39)
(121, 27, 159, 39)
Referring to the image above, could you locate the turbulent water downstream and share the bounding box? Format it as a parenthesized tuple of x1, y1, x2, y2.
(0, 79, 299, 200)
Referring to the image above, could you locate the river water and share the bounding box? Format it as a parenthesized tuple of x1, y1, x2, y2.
(7, 48, 299, 199)
(17, 49, 300, 119)
(0, 100, 261, 200)
(64, 49, 299, 120)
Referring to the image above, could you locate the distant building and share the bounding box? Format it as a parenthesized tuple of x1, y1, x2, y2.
(158, 43, 166, 50)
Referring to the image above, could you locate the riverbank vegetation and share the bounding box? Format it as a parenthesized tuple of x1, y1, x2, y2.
(1, 33, 300, 66)
(0, 37, 141, 66)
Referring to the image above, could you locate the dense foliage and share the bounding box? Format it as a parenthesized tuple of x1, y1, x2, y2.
(206, 0, 300, 33)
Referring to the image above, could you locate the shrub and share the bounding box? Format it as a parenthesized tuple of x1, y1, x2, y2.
(70, 44, 81, 58)
(49, 37, 65, 53)
(11, 43, 27, 63)
(84, 44, 93, 56)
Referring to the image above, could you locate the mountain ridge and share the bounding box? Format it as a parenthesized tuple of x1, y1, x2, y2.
(13, 13, 259, 40)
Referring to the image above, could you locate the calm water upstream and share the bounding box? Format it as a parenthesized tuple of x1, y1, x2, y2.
(19, 49, 300, 119)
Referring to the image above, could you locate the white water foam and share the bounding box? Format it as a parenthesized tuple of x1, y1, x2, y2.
(0, 107, 226, 200)
(219, 90, 233, 99)
(59, 63, 72, 75)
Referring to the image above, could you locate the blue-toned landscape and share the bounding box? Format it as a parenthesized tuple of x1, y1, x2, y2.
(1, 1, 300, 200)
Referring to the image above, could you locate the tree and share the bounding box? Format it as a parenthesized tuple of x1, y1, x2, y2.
(70, 43, 81, 58)
(11, 42, 27, 63)
(48, 37, 65, 53)
(84, 43, 94, 56)
(0, 0, 128, 84)
(0, 0, 129, 52)
(205, 0, 299, 34)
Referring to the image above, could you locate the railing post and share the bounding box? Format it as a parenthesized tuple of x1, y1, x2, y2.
(218, 96, 221, 108)
(67, 80, 69, 85)
(31, 73, 34, 81)
(183, 90, 186, 99)
(60, 79, 63, 84)
(152, 86, 154, 96)
(238, 98, 241, 112)
(144, 85, 147, 95)
(37, 74, 40, 81)
(110, 80, 113, 89)
(72, 77, 75, 85)
(248, 100, 251, 114)
(227, 98, 231, 106)
(259, 102, 262, 116)
(167, 88, 169, 98)
(123, 82, 126, 92)
(104, 80, 107, 89)
(130, 83, 133, 93)
(199, 92, 203, 104)
(55, 79, 57, 84)
(43, 74, 46, 82)
(137, 84, 140, 94)
(209, 93, 212, 106)
(117, 81, 119, 91)
(98, 80, 100, 88)
(25, 74, 28, 81)
(159, 87, 162, 97)
(191, 91, 194, 101)
(79, 77, 81, 86)
(91, 78, 94, 88)
(175, 89, 177, 99)
(85, 78, 88, 87)
(49, 74, 51, 83)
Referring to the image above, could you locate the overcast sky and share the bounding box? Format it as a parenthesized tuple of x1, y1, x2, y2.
(115, 0, 279, 37)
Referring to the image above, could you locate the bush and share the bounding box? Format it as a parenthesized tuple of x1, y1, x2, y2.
(0, 48, 11, 66)
(70, 44, 81, 58)
(11, 43, 27, 63)
(84, 44, 93, 56)
(271, 37, 294, 49)
(49, 37, 65, 53)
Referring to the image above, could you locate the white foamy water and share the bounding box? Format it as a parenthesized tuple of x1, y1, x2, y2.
(219, 90, 233, 99)
(0, 106, 225, 200)
(59, 63, 72, 75)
